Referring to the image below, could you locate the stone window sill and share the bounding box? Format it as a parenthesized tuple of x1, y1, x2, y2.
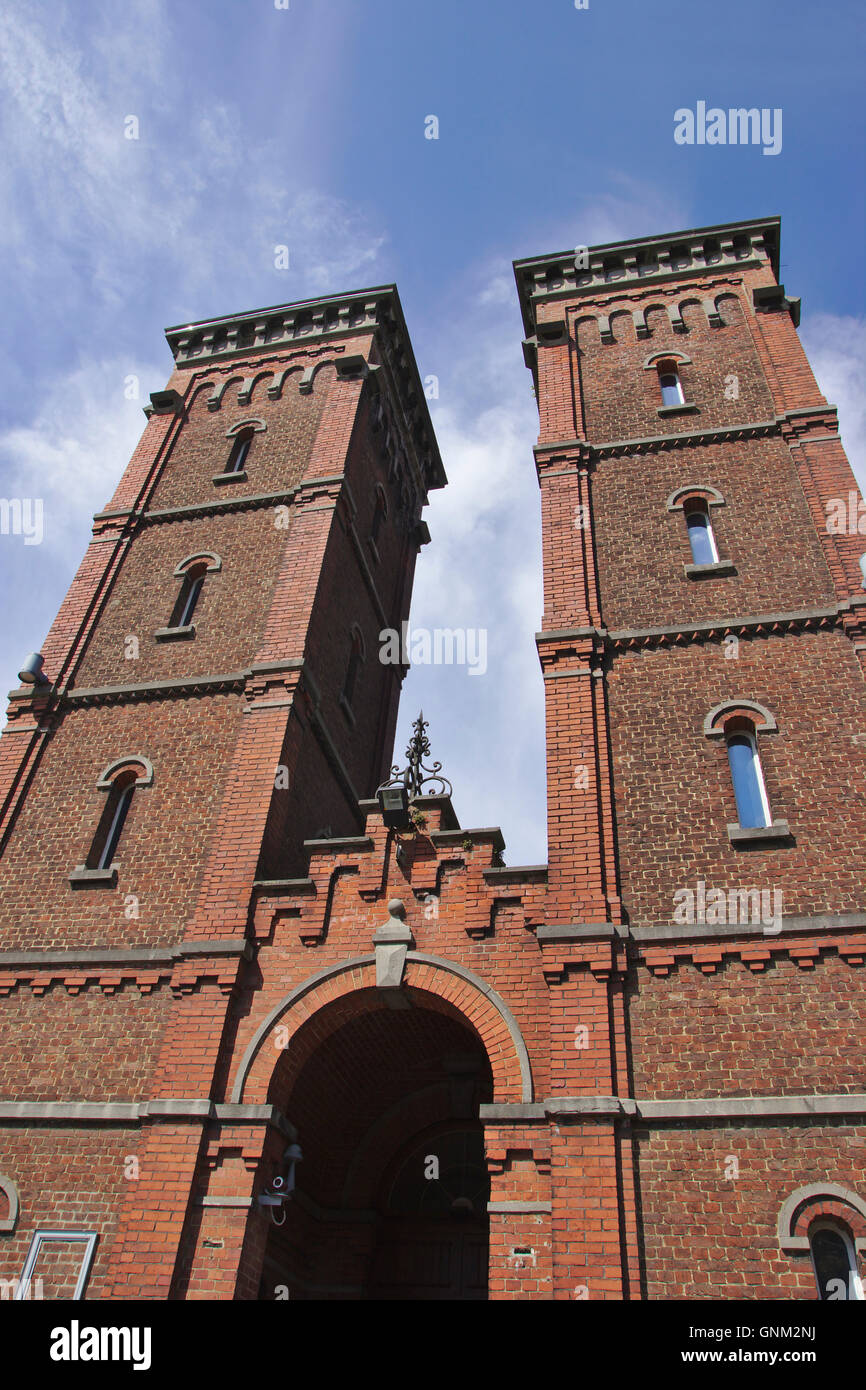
(684, 560, 737, 579)
(212, 470, 247, 486)
(155, 625, 195, 642)
(69, 865, 118, 887)
(658, 403, 699, 417)
(727, 821, 791, 846)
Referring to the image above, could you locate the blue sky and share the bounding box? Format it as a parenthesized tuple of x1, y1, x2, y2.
(0, 0, 864, 864)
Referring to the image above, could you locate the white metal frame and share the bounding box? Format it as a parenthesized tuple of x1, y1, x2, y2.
(15, 1229, 99, 1300)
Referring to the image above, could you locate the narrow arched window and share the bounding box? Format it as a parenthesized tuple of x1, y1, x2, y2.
(658, 363, 685, 406)
(170, 565, 206, 630)
(369, 487, 387, 554)
(224, 431, 252, 475)
(685, 500, 719, 565)
(341, 628, 365, 717)
(810, 1223, 864, 1301)
(87, 772, 136, 871)
(726, 726, 771, 829)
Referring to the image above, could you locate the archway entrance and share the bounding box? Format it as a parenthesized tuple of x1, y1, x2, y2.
(257, 986, 493, 1300)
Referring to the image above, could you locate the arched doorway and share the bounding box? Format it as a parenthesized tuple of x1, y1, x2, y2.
(256, 986, 493, 1300)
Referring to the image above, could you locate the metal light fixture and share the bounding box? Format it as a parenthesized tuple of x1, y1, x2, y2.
(17, 653, 49, 686)
(378, 782, 410, 830)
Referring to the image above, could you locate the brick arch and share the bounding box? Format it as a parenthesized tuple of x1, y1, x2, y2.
(679, 297, 704, 329)
(779, 1182, 866, 1254)
(608, 309, 634, 343)
(186, 380, 217, 411)
(715, 292, 744, 325)
(575, 315, 601, 350)
(299, 358, 339, 394)
(242, 372, 275, 405)
(206, 374, 246, 411)
(231, 953, 532, 1105)
(645, 304, 672, 334)
(266, 364, 304, 400)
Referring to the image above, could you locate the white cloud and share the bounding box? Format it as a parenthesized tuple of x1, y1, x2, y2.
(0, 359, 161, 698)
(799, 312, 866, 491)
(0, 2, 388, 317)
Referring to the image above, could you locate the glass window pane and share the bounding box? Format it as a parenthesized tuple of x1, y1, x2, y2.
(726, 734, 769, 828)
(686, 511, 717, 565)
(811, 1229, 853, 1300)
(98, 783, 134, 870)
(179, 575, 204, 627)
(229, 437, 251, 472)
(659, 373, 682, 406)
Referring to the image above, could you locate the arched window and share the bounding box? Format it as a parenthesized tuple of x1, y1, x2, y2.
(341, 627, 365, 719)
(684, 499, 719, 565)
(69, 757, 154, 886)
(369, 487, 388, 555)
(726, 723, 772, 829)
(171, 565, 206, 629)
(157, 554, 221, 640)
(88, 772, 136, 871)
(224, 430, 253, 475)
(658, 362, 685, 406)
(810, 1223, 864, 1301)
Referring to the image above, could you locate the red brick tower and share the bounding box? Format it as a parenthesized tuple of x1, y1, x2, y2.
(0, 289, 451, 1299)
(514, 215, 866, 1299)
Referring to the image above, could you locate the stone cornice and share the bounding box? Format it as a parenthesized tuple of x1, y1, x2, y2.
(0, 939, 253, 969)
(634, 927, 865, 977)
(591, 418, 782, 459)
(533, 405, 842, 469)
(44, 657, 321, 709)
(0, 1100, 295, 1136)
(535, 599, 864, 655)
(64, 671, 247, 706)
(90, 474, 349, 533)
(631, 912, 866, 946)
(481, 1092, 866, 1125)
(141, 486, 299, 526)
(514, 216, 780, 336)
(166, 287, 386, 364)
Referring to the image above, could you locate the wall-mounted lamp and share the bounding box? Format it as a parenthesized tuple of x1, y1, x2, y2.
(377, 783, 410, 830)
(17, 653, 50, 686)
(258, 1143, 303, 1226)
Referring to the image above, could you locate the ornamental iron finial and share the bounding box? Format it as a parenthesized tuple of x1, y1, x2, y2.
(382, 712, 453, 800)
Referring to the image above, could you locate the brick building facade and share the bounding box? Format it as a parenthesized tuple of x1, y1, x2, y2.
(0, 217, 864, 1301)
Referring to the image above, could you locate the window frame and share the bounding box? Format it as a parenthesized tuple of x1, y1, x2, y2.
(69, 757, 154, 887)
(658, 367, 685, 407)
(15, 1229, 99, 1301)
(809, 1221, 865, 1301)
(172, 568, 206, 629)
(90, 776, 136, 871)
(339, 626, 366, 724)
(684, 501, 720, 565)
(725, 724, 772, 830)
(225, 431, 252, 475)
